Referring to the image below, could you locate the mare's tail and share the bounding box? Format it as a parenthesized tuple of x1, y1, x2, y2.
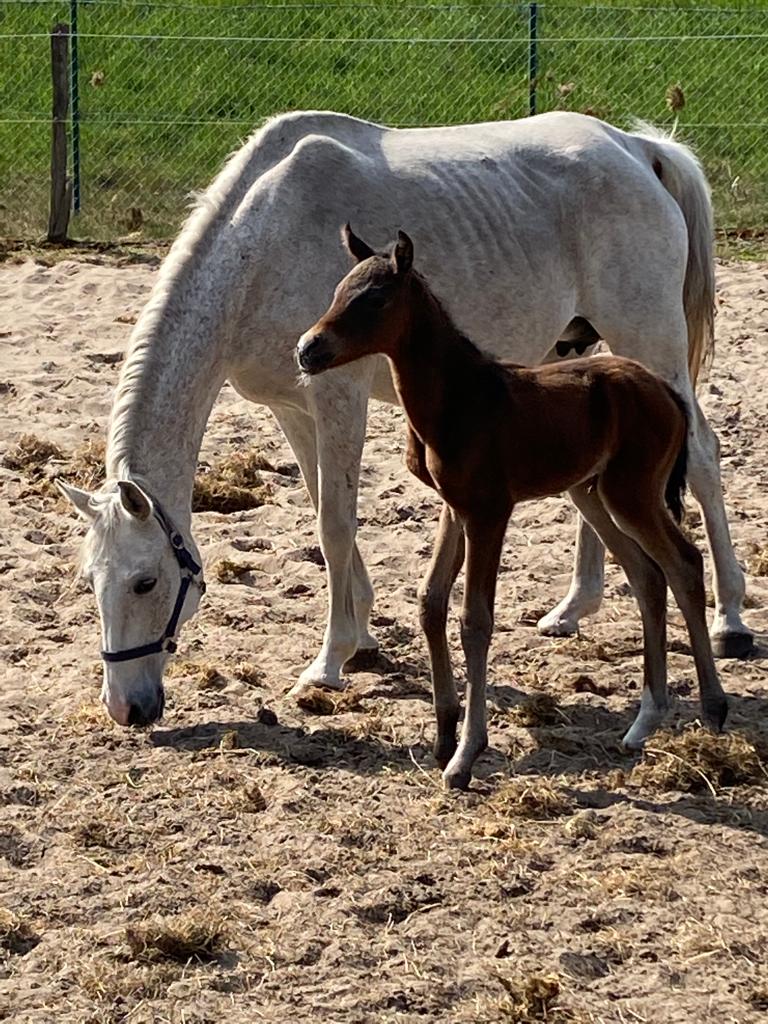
(632, 123, 716, 389)
(664, 387, 690, 524)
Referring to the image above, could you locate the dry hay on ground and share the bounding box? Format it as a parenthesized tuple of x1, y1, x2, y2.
(632, 727, 766, 793)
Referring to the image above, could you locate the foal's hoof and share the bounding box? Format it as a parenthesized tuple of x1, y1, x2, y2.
(442, 765, 472, 791)
(433, 737, 458, 771)
(711, 631, 754, 660)
(703, 696, 729, 733)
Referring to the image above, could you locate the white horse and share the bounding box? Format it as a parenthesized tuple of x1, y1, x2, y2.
(59, 110, 751, 728)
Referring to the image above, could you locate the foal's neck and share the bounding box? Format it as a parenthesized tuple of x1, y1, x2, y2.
(389, 276, 493, 444)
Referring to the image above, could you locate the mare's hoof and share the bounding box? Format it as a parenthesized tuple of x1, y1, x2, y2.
(443, 766, 472, 791)
(342, 647, 382, 672)
(712, 631, 754, 660)
(289, 675, 346, 699)
(537, 613, 579, 638)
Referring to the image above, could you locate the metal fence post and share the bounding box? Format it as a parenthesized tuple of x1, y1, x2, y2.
(70, 0, 81, 212)
(528, 2, 538, 117)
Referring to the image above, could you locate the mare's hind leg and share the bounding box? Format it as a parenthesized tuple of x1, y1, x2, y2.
(686, 399, 750, 657)
(537, 516, 605, 636)
(603, 314, 750, 657)
(443, 514, 508, 790)
(568, 484, 669, 748)
(599, 473, 728, 733)
(418, 504, 465, 768)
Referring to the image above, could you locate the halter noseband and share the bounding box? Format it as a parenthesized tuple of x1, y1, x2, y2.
(101, 500, 206, 664)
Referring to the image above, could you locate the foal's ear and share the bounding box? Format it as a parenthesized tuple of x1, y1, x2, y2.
(341, 223, 376, 263)
(56, 480, 99, 522)
(118, 480, 153, 521)
(391, 230, 414, 275)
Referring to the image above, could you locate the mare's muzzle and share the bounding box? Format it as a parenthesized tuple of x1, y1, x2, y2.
(297, 331, 334, 374)
(127, 686, 165, 727)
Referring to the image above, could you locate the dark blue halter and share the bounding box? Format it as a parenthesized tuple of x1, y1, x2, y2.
(101, 501, 206, 664)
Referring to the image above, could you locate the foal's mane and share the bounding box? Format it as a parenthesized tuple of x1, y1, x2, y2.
(408, 268, 508, 372)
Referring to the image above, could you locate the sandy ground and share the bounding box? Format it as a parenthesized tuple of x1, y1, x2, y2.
(1, 253, 767, 1024)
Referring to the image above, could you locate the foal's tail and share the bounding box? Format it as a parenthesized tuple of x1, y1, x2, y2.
(664, 387, 690, 524)
(633, 123, 716, 389)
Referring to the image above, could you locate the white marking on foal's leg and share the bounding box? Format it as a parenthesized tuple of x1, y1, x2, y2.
(622, 687, 668, 750)
(538, 514, 604, 636)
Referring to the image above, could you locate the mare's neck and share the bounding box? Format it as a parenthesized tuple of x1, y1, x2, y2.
(388, 278, 490, 448)
(106, 266, 233, 527)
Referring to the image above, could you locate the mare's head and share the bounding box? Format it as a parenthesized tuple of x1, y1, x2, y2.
(58, 479, 205, 727)
(297, 224, 415, 375)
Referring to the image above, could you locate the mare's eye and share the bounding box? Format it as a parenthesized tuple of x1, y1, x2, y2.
(134, 577, 157, 595)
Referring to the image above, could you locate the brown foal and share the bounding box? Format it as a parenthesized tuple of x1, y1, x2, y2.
(297, 226, 728, 789)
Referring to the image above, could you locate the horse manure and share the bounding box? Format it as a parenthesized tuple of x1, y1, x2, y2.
(496, 972, 565, 1022)
(124, 910, 227, 963)
(0, 908, 40, 956)
(508, 692, 561, 727)
(214, 559, 258, 584)
(295, 687, 363, 716)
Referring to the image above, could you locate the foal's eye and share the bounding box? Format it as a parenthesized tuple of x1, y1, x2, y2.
(357, 289, 389, 310)
(134, 577, 157, 595)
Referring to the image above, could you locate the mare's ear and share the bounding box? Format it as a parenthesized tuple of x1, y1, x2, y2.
(57, 481, 99, 522)
(341, 223, 376, 263)
(391, 230, 414, 275)
(118, 480, 153, 521)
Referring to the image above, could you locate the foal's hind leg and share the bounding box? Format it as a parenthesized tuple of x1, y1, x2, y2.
(599, 475, 728, 733)
(418, 504, 465, 768)
(568, 484, 669, 748)
(537, 515, 604, 636)
(443, 514, 508, 790)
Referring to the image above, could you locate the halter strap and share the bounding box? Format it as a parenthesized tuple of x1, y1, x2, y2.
(101, 499, 205, 664)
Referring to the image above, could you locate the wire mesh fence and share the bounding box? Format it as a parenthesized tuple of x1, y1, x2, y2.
(2, 0, 767, 240)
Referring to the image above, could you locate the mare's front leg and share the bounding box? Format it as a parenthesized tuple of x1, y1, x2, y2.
(443, 514, 508, 790)
(537, 513, 605, 636)
(273, 404, 377, 672)
(293, 364, 374, 693)
(418, 504, 465, 768)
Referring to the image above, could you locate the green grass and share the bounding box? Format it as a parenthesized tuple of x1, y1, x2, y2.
(1, 0, 767, 239)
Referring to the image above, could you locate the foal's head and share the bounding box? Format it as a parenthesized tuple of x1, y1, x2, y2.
(297, 224, 414, 375)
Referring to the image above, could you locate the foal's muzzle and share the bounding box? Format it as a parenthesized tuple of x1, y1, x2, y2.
(297, 331, 333, 374)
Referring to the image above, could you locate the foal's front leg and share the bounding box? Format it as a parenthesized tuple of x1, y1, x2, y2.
(418, 504, 465, 768)
(443, 514, 508, 790)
